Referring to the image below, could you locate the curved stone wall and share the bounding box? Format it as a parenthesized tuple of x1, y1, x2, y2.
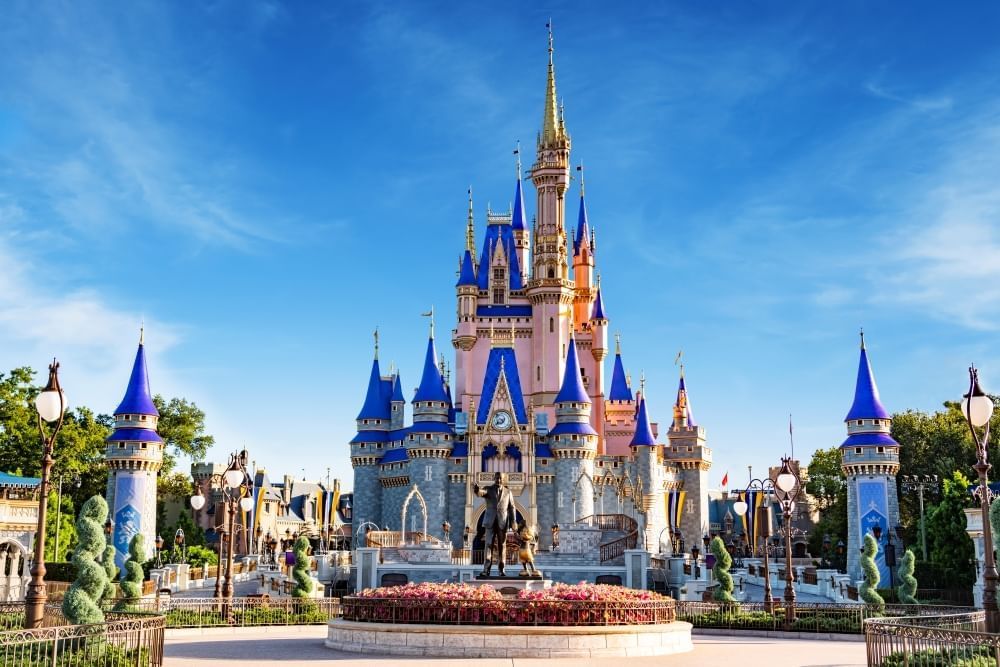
(327, 619, 693, 658)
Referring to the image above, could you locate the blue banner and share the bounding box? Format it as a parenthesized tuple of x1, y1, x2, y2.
(857, 479, 890, 583)
(113, 474, 144, 569)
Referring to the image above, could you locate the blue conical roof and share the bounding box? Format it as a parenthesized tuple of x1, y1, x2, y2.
(608, 352, 632, 401)
(511, 177, 526, 231)
(457, 250, 477, 286)
(677, 375, 697, 426)
(630, 395, 656, 446)
(391, 373, 405, 402)
(592, 287, 606, 320)
(114, 344, 159, 416)
(574, 195, 590, 254)
(357, 358, 391, 420)
(555, 337, 590, 404)
(414, 336, 450, 402)
(845, 341, 889, 421)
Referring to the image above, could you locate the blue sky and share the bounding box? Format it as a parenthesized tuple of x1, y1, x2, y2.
(2, 1, 1000, 489)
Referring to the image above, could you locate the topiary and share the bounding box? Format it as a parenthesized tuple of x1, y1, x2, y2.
(990, 497, 1000, 550)
(290, 535, 314, 598)
(62, 496, 110, 625)
(709, 536, 735, 602)
(897, 548, 918, 605)
(99, 544, 118, 604)
(860, 533, 884, 608)
(115, 534, 145, 610)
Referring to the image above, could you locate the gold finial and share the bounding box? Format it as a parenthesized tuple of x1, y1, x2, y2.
(615, 332, 621, 355)
(541, 20, 559, 145)
(514, 141, 521, 179)
(674, 349, 684, 378)
(466, 187, 475, 253)
(596, 273, 601, 289)
(139, 319, 144, 345)
(421, 307, 435, 338)
(373, 327, 379, 359)
(859, 328, 865, 350)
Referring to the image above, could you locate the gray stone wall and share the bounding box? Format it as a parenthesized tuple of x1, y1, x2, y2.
(447, 476, 466, 549)
(679, 466, 708, 551)
(352, 465, 382, 529)
(553, 458, 582, 524)
(536, 479, 555, 550)
(408, 458, 449, 540)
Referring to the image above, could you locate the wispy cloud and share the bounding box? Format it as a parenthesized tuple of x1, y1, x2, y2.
(865, 81, 953, 113)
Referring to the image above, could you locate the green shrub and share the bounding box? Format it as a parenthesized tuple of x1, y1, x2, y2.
(291, 536, 313, 598)
(897, 549, 919, 605)
(99, 545, 118, 604)
(61, 496, 109, 625)
(709, 536, 735, 602)
(860, 534, 884, 608)
(114, 534, 145, 610)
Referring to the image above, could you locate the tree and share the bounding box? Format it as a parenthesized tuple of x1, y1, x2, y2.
(291, 535, 314, 598)
(152, 395, 213, 474)
(860, 533, 884, 607)
(897, 549, 919, 604)
(100, 542, 118, 604)
(115, 534, 145, 610)
(62, 496, 109, 625)
(924, 470, 976, 588)
(804, 447, 848, 557)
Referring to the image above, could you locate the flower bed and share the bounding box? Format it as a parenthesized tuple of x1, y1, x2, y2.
(345, 582, 675, 626)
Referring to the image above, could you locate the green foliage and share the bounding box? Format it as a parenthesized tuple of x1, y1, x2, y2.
(990, 497, 1000, 549)
(62, 495, 109, 625)
(99, 545, 118, 604)
(152, 395, 214, 473)
(44, 490, 77, 563)
(709, 536, 734, 602)
(882, 647, 995, 667)
(897, 549, 919, 605)
(290, 535, 313, 598)
(42, 561, 77, 582)
(115, 534, 145, 609)
(925, 470, 976, 588)
(804, 447, 848, 557)
(184, 544, 218, 569)
(860, 533, 885, 607)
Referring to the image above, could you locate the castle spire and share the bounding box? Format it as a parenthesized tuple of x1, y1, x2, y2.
(574, 164, 591, 254)
(554, 335, 590, 404)
(357, 355, 390, 420)
(466, 187, 475, 252)
(630, 392, 656, 446)
(511, 152, 526, 232)
(114, 339, 159, 417)
(414, 332, 449, 403)
(673, 365, 696, 428)
(845, 330, 890, 421)
(608, 334, 632, 402)
(541, 21, 562, 147)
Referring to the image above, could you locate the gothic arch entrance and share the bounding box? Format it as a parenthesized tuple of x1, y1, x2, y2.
(399, 485, 428, 546)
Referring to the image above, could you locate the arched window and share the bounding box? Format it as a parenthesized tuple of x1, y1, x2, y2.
(549, 318, 554, 333)
(481, 442, 522, 473)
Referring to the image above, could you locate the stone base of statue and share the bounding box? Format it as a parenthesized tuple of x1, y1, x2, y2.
(471, 575, 550, 595)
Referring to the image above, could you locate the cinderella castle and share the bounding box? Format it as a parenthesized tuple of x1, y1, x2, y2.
(349, 31, 712, 567)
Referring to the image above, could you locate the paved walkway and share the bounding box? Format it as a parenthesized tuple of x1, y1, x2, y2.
(163, 627, 866, 666)
(741, 581, 830, 603)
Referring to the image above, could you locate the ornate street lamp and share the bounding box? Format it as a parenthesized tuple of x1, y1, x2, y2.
(175, 528, 186, 564)
(155, 535, 164, 568)
(771, 457, 801, 625)
(24, 360, 67, 629)
(963, 366, 998, 632)
(733, 477, 776, 610)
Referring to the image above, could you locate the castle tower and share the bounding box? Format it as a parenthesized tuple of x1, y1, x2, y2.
(454, 190, 479, 406)
(589, 277, 608, 449)
(350, 337, 391, 530)
(526, 26, 574, 401)
(572, 175, 595, 329)
(840, 332, 900, 583)
(105, 332, 163, 568)
(511, 153, 530, 276)
(407, 323, 453, 535)
(549, 336, 597, 524)
(630, 386, 667, 551)
(665, 366, 712, 552)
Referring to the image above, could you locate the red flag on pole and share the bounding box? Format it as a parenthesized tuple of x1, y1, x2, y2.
(721, 472, 729, 488)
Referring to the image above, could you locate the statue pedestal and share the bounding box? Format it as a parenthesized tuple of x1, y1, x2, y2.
(471, 576, 551, 595)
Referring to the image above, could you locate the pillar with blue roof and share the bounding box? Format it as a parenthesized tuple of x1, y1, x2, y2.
(350, 336, 391, 532)
(105, 333, 163, 568)
(550, 336, 597, 525)
(630, 387, 667, 552)
(840, 332, 900, 583)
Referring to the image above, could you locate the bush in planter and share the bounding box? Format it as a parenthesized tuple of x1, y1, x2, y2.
(860, 534, 884, 608)
(897, 549, 919, 605)
(61, 496, 109, 625)
(114, 533, 145, 610)
(185, 544, 218, 569)
(709, 536, 735, 602)
(291, 535, 314, 598)
(99, 543, 118, 604)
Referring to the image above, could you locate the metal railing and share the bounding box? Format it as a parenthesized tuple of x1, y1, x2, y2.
(341, 596, 675, 626)
(0, 608, 164, 667)
(865, 609, 1000, 666)
(676, 601, 978, 636)
(114, 597, 340, 628)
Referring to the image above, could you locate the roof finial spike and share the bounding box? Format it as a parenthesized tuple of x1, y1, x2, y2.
(541, 20, 559, 145)
(577, 162, 585, 198)
(466, 187, 475, 252)
(640, 370, 646, 396)
(626, 371, 632, 388)
(139, 319, 145, 345)
(373, 327, 380, 359)
(421, 307, 435, 339)
(514, 141, 522, 179)
(547, 18, 553, 63)
(596, 273, 601, 289)
(860, 327, 866, 350)
(615, 332, 621, 355)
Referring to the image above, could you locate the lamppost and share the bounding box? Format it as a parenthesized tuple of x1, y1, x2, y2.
(901, 475, 939, 562)
(690, 543, 701, 579)
(24, 360, 67, 629)
(771, 457, 801, 625)
(962, 365, 998, 632)
(836, 540, 845, 573)
(190, 449, 253, 606)
(254, 525, 263, 556)
(155, 535, 164, 568)
(733, 476, 776, 611)
(174, 528, 186, 564)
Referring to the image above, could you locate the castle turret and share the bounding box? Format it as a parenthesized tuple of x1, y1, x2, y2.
(572, 173, 595, 328)
(841, 332, 900, 583)
(390, 372, 405, 431)
(549, 336, 597, 523)
(589, 276, 608, 449)
(630, 386, 668, 551)
(350, 336, 391, 530)
(105, 331, 163, 568)
(511, 151, 529, 276)
(454, 189, 479, 408)
(604, 335, 637, 456)
(665, 365, 711, 553)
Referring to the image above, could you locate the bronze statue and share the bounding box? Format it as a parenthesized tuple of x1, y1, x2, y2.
(474, 471, 516, 577)
(516, 522, 539, 577)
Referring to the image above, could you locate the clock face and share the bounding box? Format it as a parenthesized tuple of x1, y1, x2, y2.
(491, 410, 512, 431)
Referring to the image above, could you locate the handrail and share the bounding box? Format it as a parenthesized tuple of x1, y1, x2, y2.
(865, 609, 996, 666)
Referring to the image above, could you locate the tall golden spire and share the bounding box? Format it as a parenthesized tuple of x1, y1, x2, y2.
(466, 187, 475, 252)
(541, 20, 560, 146)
